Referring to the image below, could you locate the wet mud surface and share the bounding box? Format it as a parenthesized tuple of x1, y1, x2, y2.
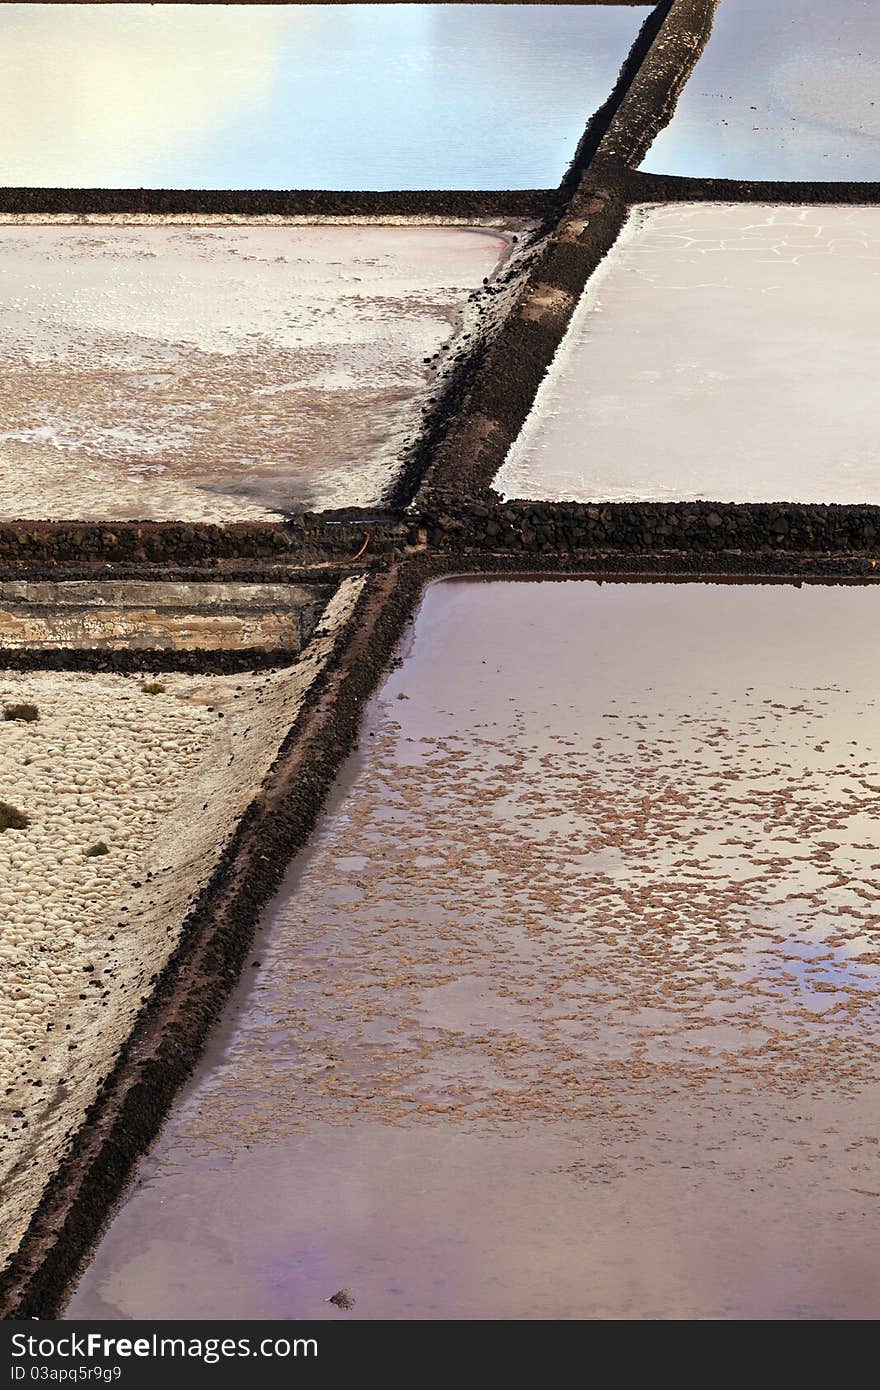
(68, 578, 880, 1320)
(0, 222, 508, 521)
(642, 0, 880, 181)
(494, 203, 880, 505)
(0, 3, 650, 190)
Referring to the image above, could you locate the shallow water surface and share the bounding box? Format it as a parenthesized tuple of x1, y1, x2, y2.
(0, 221, 506, 520)
(494, 203, 880, 504)
(0, 4, 650, 189)
(67, 580, 880, 1320)
(642, 0, 880, 180)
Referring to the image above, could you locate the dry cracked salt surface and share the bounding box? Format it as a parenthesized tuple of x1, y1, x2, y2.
(641, 0, 880, 181)
(0, 576, 365, 1271)
(68, 579, 880, 1321)
(494, 203, 880, 506)
(0, 221, 513, 521)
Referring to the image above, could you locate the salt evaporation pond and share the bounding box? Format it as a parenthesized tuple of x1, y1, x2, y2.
(68, 579, 880, 1321)
(494, 203, 880, 505)
(0, 221, 508, 520)
(642, 0, 880, 181)
(0, 4, 650, 189)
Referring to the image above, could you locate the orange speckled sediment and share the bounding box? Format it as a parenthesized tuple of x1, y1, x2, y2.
(68, 580, 880, 1320)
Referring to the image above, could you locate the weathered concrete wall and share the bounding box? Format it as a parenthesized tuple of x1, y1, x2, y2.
(0, 580, 330, 653)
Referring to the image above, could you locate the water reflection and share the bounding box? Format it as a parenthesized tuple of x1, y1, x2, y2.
(0, 4, 650, 189)
(67, 581, 880, 1320)
(642, 0, 880, 180)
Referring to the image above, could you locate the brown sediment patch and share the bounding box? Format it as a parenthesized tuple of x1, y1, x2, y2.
(4, 558, 880, 1319)
(65, 577, 880, 1320)
(0, 221, 519, 522)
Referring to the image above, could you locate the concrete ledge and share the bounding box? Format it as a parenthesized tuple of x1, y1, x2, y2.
(0, 580, 331, 656)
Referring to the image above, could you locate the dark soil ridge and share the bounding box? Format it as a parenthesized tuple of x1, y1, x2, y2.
(0, 561, 368, 585)
(0, 517, 412, 568)
(419, 500, 880, 557)
(635, 173, 880, 204)
(0, 647, 314, 675)
(416, 0, 715, 506)
(5, 499, 880, 572)
(588, 0, 716, 180)
(386, 0, 674, 512)
(5, 0, 880, 1318)
(0, 188, 558, 218)
(0, 563, 414, 1319)
(4, 547, 880, 1319)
